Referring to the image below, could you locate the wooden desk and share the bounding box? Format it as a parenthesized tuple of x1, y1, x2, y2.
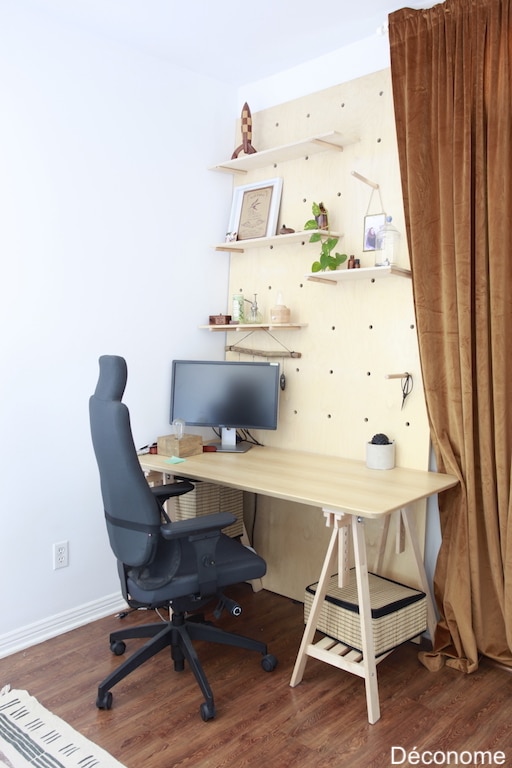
(140, 446, 458, 723)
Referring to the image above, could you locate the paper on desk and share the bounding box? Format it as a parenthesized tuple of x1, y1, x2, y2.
(164, 456, 186, 464)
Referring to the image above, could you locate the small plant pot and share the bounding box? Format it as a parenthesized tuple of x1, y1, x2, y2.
(366, 441, 395, 470)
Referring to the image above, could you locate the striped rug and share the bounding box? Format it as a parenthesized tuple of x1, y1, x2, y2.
(0, 686, 126, 768)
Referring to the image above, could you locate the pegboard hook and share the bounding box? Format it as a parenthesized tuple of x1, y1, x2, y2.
(385, 372, 413, 409)
(351, 171, 379, 189)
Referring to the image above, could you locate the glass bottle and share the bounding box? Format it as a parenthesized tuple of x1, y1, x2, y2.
(245, 294, 262, 324)
(375, 216, 400, 266)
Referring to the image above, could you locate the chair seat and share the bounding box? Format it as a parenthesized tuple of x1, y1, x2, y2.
(126, 534, 266, 605)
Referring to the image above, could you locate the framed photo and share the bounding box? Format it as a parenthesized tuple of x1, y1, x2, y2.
(227, 178, 283, 241)
(363, 213, 386, 251)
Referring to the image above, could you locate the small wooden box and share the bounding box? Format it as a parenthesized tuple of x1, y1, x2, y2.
(157, 433, 203, 458)
(304, 571, 426, 657)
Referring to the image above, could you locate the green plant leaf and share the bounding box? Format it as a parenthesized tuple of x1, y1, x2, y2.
(311, 261, 322, 272)
(309, 232, 322, 243)
(320, 240, 331, 257)
(304, 219, 317, 231)
(319, 252, 330, 270)
(311, 202, 321, 217)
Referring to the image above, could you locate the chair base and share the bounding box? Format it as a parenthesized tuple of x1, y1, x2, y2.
(96, 611, 276, 720)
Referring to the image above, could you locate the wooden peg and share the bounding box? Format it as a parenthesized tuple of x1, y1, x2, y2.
(351, 170, 379, 189)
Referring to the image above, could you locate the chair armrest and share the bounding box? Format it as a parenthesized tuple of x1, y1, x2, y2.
(151, 480, 194, 502)
(160, 512, 236, 541)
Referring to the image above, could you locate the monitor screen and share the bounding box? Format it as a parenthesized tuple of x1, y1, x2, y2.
(170, 360, 280, 452)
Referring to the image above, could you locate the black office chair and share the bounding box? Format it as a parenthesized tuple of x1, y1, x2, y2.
(89, 355, 276, 721)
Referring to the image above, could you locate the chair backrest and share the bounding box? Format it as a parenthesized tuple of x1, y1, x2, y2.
(89, 355, 161, 568)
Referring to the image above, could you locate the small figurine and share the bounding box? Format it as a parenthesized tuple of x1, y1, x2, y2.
(279, 225, 295, 235)
(231, 102, 257, 159)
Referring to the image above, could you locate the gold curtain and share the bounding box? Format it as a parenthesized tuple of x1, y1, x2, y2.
(389, 0, 512, 672)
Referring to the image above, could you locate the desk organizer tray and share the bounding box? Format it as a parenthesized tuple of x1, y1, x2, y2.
(304, 571, 426, 657)
(175, 480, 244, 539)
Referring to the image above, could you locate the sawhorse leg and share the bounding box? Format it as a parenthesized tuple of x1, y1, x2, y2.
(290, 523, 340, 687)
(290, 511, 380, 725)
(352, 514, 379, 723)
(401, 506, 437, 641)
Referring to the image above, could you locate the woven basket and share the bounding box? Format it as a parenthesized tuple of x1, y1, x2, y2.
(304, 571, 426, 657)
(175, 481, 244, 539)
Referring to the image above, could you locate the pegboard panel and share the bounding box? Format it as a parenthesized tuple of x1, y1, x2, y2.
(220, 69, 430, 598)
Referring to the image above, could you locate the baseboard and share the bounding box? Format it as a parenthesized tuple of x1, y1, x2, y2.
(0, 593, 127, 659)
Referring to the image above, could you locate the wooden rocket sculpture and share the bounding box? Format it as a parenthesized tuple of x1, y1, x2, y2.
(231, 102, 257, 159)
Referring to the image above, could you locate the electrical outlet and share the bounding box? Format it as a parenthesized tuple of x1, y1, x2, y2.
(53, 540, 69, 570)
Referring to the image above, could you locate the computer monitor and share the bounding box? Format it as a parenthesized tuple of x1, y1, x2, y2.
(170, 359, 280, 452)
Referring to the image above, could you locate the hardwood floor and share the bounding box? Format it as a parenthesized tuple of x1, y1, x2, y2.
(2, 584, 512, 767)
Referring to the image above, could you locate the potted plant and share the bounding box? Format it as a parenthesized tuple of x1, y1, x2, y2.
(366, 433, 395, 470)
(304, 202, 347, 273)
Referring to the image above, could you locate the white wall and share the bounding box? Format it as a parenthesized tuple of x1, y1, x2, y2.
(239, 33, 390, 111)
(0, 2, 235, 651)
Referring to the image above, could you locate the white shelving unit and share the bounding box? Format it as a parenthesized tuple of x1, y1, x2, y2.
(215, 230, 343, 253)
(210, 131, 359, 174)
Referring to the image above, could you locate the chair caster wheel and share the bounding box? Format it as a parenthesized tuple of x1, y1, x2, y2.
(261, 653, 278, 672)
(110, 640, 126, 656)
(96, 691, 113, 710)
(200, 701, 216, 721)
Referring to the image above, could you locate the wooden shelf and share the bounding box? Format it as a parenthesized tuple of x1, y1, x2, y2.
(210, 131, 359, 174)
(215, 230, 343, 253)
(305, 265, 412, 284)
(200, 323, 307, 332)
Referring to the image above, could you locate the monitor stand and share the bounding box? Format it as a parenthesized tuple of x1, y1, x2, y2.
(213, 427, 253, 453)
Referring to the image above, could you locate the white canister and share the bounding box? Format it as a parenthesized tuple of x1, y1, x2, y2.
(365, 441, 395, 470)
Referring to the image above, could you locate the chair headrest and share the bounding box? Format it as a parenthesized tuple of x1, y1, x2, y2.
(94, 355, 128, 402)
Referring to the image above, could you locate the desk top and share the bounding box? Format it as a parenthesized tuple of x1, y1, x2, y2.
(140, 446, 458, 519)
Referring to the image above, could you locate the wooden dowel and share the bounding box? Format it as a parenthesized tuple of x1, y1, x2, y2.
(226, 344, 301, 358)
(351, 171, 379, 189)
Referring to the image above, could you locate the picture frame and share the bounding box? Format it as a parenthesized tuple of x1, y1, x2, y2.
(227, 178, 283, 241)
(363, 212, 386, 251)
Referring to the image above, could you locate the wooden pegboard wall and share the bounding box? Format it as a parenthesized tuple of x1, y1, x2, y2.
(222, 69, 430, 597)
(225, 69, 429, 471)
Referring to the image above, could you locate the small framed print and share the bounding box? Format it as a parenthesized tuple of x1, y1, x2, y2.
(227, 178, 283, 241)
(363, 213, 386, 251)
